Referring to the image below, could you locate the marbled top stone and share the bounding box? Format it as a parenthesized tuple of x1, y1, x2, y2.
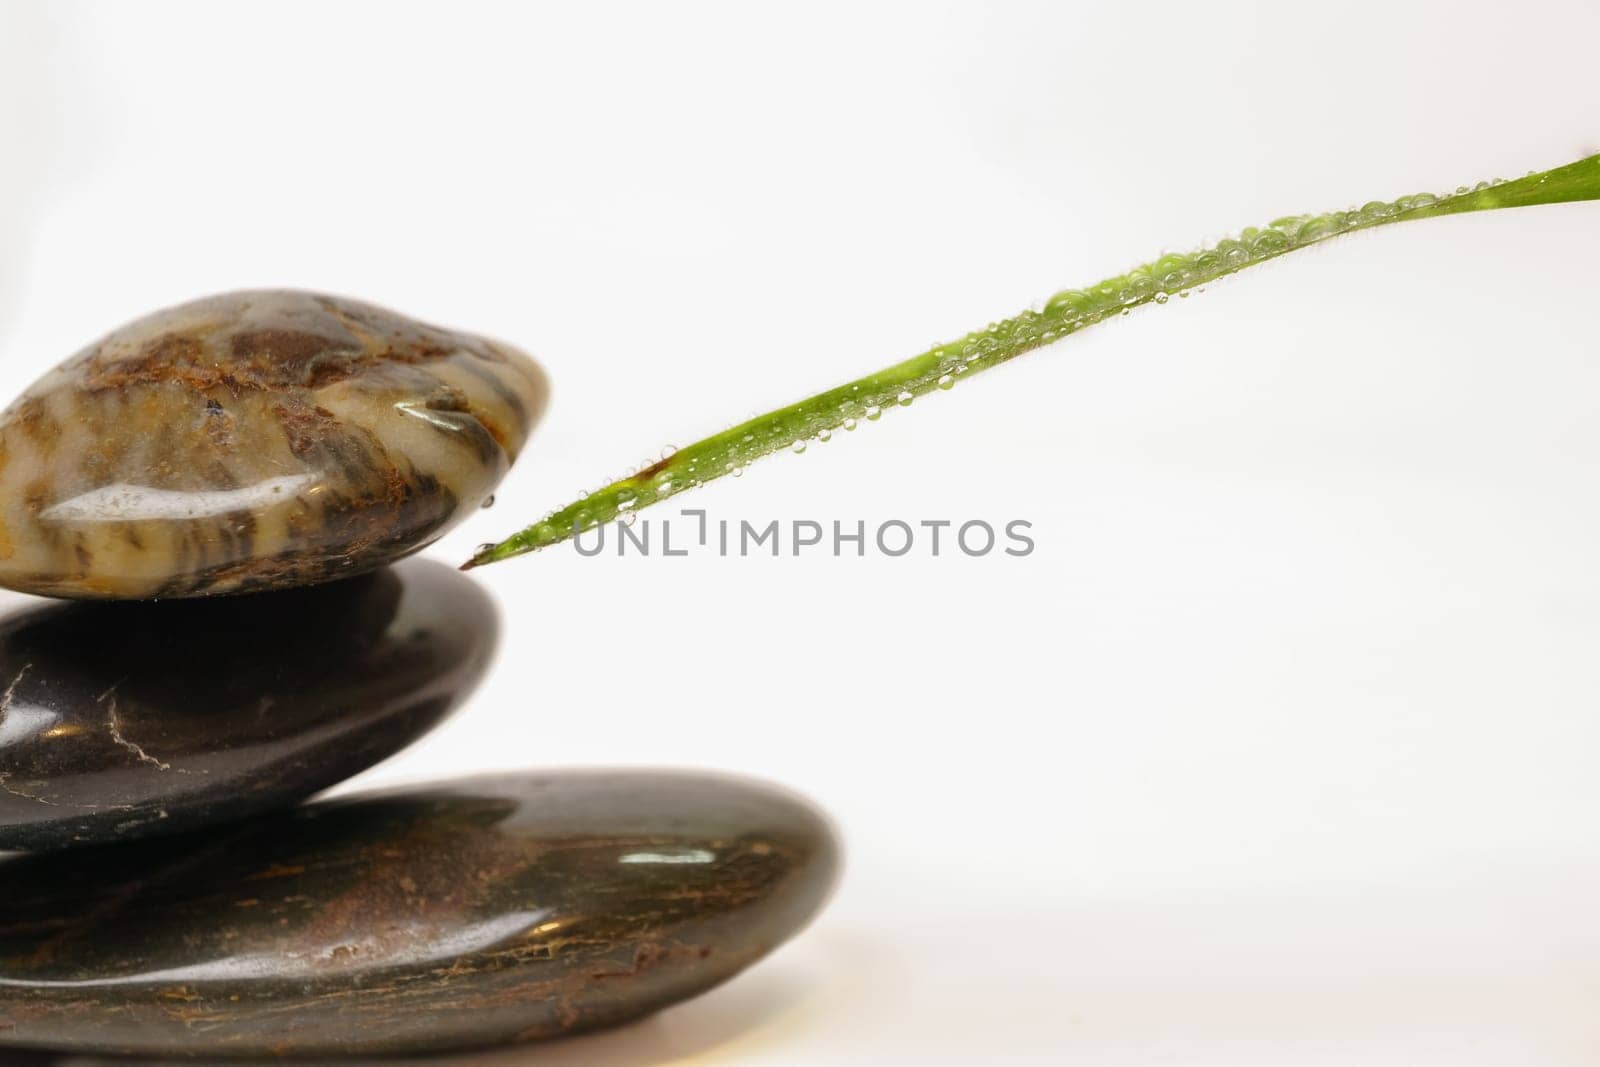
(0, 290, 547, 598)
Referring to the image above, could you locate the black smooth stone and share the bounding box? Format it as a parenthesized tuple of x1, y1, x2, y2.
(0, 769, 839, 1059)
(0, 559, 496, 850)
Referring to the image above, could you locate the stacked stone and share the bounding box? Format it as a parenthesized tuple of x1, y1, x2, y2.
(0, 292, 838, 1059)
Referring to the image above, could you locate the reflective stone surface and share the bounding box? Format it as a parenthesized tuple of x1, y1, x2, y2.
(0, 769, 839, 1059)
(0, 290, 548, 599)
(0, 559, 496, 850)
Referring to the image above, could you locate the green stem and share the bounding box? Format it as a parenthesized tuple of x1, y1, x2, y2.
(465, 152, 1600, 569)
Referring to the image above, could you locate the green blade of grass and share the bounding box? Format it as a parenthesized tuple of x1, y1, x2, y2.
(465, 152, 1600, 569)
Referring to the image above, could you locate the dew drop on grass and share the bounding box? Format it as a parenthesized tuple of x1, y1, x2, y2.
(792, 440, 807, 454)
(660, 444, 678, 459)
(1154, 292, 1169, 305)
(896, 391, 914, 407)
(937, 374, 954, 390)
(732, 466, 745, 478)
(619, 510, 638, 527)
(480, 494, 496, 509)
(476, 542, 496, 556)
(818, 428, 833, 442)
(865, 405, 882, 421)
(843, 417, 858, 431)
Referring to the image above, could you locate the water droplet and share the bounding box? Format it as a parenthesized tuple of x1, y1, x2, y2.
(818, 428, 833, 442)
(617, 497, 636, 512)
(660, 444, 678, 459)
(731, 466, 744, 478)
(1396, 192, 1438, 210)
(1046, 289, 1094, 317)
(476, 542, 496, 556)
(955, 363, 968, 375)
(1153, 292, 1169, 305)
(1119, 308, 1131, 318)
(1298, 216, 1342, 242)
(937, 374, 954, 390)
(656, 480, 673, 494)
(619, 510, 638, 527)
(791, 439, 807, 454)
(1219, 241, 1250, 266)
(865, 405, 882, 421)
(1250, 229, 1289, 254)
(480, 494, 496, 509)
(843, 417, 858, 431)
(896, 391, 914, 407)
(1178, 290, 1190, 299)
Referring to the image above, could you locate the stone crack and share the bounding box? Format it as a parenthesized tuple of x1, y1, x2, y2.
(100, 687, 172, 772)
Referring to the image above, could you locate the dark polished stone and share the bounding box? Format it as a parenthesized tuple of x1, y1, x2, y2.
(0, 769, 839, 1059)
(0, 559, 496, 850)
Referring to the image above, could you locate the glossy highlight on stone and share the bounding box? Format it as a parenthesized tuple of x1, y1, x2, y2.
(0, 769, 839, 1059)
(0, 290, 548, 599)
(0, 559, 496, 850)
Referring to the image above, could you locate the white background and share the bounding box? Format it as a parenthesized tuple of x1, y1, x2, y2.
(4, 2, 1600, 1064)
